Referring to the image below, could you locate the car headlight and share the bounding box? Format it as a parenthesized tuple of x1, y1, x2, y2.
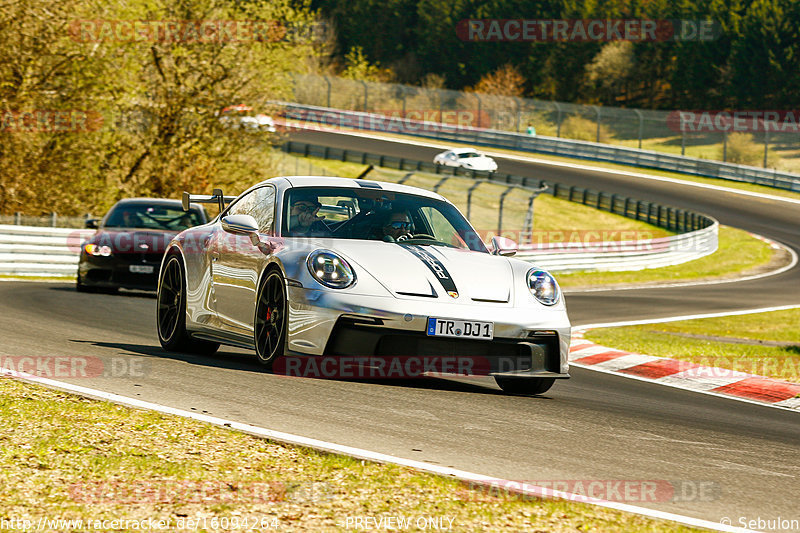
(307, 250, 356, 289)
(84, 243, 112, 257)
(527, 269, 560, 306)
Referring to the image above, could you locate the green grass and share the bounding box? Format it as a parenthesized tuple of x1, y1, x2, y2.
(0, 377, 700, 531)
(556, 225, 775, 289)
(584, 308, 800, 383)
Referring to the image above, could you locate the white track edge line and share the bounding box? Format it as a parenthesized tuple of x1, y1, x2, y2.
(569, 361, 799, 415)
(1, 369, 750, 533)
(303, 127, 800, 206)
(572, 304, 800, 330)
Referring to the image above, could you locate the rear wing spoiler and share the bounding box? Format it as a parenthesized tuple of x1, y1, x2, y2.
(182, 188, 237, 212)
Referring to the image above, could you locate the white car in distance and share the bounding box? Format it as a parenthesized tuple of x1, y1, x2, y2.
(219, 104, 276, 133)
(433, 148, 498, 172)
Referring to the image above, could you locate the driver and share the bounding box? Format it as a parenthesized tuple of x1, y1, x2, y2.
(288, 192, 330, 236)
(380, 210, 414, 242)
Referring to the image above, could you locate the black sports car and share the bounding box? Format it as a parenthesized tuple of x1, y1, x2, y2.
(77, 198, 206, 292)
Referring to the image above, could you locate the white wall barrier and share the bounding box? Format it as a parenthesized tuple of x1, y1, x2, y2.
(0, 221, 718, 278)
(0, 225, 94, 277)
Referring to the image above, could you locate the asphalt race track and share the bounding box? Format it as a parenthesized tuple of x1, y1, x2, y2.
(3, 129, 799, 527)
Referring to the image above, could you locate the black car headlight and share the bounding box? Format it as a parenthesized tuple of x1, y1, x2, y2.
(84, 243, 112, 257)
(527, 269, 560, 306)
(307, 250, 355, 289)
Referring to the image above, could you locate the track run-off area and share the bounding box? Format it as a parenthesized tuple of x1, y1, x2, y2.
(2, 128, 799, 530)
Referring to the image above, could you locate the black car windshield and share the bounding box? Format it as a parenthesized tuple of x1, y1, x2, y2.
(104, 203, 205, 231)
(457, 152, 481, 158)
(282, 187, 488, 252)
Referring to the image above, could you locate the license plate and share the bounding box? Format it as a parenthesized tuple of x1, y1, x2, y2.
(426, 318, 493, 340)
(129, 265, 154, 274)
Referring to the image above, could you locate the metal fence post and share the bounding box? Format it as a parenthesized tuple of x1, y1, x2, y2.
(466, 181, 482, 221)
(723, 130, 727, 162)
(521, 184, 548, 244)
(475, 94, 482, 128)
(360, 80, 368, 111)
(764, 130, 769, 168)
(634, 109, 643, 149)
(50, 212, 57, 227)
(14, 212, 21, 225)
(681, 129, 686, 156)
(554, 102, 562, 137)
(497, 186, 515, 235)
(593, 106, 601, 143)
(323, 76, 331, 108)
(514, 98, 521, 133)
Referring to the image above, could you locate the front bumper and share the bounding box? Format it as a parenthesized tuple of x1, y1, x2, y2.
(78, 254, 161, 290)
(286, 287, 571, 377)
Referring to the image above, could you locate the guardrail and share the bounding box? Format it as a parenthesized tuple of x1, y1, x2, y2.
(282, 141, 719, 273)
(0, 225, 93, 277)
(280, 103, 800, 193)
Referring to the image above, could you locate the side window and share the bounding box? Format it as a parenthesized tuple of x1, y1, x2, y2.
(225, 186, 275, 234)
(252, 186, 275, 233)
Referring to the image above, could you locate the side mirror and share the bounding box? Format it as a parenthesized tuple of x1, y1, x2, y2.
(491, 236, 518, 257)
(221, 214, 259, 235)
(84, 218, 98, 229)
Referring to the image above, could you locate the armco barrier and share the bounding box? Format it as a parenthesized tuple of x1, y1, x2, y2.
(0, 225, 93, 277)
(515, 229, 718, 273)
(281, 141, 719, 272)
(280, 103, 800, 193)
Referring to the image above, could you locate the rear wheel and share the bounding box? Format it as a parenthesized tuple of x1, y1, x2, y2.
(157, 255, 219, 355)
(254, 270, 287, 369)
(495, 377, 555, 395)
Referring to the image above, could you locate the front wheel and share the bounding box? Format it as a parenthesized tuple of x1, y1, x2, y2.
(495, 377, 555, 396)
(157, 255, 219, 355)
(254, 270, 287, 369)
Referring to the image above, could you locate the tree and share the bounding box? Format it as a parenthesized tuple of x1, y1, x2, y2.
(0, 0, 320, 215)
(469, 64, 527, 97)
(584, 42, 636, 104)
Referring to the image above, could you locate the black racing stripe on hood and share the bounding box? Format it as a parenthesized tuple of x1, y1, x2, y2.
(401, 244, 458, 295)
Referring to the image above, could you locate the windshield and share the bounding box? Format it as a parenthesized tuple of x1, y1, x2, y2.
(103, 203, 205, 231)
(282, 187, 488, 252)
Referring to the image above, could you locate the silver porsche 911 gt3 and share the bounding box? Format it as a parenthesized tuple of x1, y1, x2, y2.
(156, 176, 570, 395)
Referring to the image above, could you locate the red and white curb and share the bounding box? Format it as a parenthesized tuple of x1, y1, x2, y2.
(570, 332, 800, 411)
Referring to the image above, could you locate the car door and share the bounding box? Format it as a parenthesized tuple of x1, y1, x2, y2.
(212, 185, 276, 334)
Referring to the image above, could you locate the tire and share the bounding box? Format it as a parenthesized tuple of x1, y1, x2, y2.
(254, 269, 287, 369)
(157, 254, 219, 355)
(76, 275, 96, 293)
(495, 377, 556, 396)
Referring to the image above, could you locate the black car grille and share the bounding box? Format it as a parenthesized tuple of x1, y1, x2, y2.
(114, 251, 164, 265)
(324, 318, 561, 374)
